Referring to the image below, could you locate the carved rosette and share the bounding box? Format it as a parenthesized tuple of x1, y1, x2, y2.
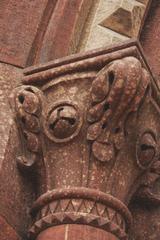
(12, 41, 160, 239)
(43, 101, 83, 143)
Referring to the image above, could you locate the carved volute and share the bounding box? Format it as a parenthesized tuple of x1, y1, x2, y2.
(11, 41, 160, 240)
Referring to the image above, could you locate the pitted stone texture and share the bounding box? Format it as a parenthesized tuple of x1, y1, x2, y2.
(22, 43, 160, 239)
(140, 1, 160, 86)
(0, 0, 50, 67)
(0, 215, 21, 240)
(37, 225, 118, 240)
(0, 123, 35, 237)
(0, 64, 34, 237)
(36, 0, 93, 64)
(0, 63, 22, 168)
(130, 201, 160, 240)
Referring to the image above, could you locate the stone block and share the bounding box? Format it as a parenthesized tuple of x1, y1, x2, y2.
(99, 1, 145, 37)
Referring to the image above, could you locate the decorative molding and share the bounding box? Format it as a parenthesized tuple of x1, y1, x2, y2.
(29, 188, 132, 240)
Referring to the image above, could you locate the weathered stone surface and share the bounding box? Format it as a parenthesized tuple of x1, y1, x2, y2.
(0, 64, 22, 234)
(0, 63, 21, 167)
(129, 201, 160, 240)
(37, 225, 118, 240)
(36, 0, 93, 64)
(0, 0, 54, 67)
(11, 41, 160, 240)
(0, 122, 35, 238)
(0, 1, 159, 240)
(140, 1, 160, 85)
(0, 0, 149, 67)
(0, 215, 21, 240)
(0, 63, 35, 238)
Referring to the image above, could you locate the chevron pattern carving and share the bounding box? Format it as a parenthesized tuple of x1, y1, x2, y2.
(29, 198, 127, 240)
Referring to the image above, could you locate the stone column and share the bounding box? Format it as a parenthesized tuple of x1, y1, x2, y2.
(37, 225, 118, 240)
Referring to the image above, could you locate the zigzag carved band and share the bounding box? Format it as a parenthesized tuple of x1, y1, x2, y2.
(29, 188, 132, 240)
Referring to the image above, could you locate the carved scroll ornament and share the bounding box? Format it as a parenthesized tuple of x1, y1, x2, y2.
(11, 41, 160, 240)
(10, 86, 43, 170)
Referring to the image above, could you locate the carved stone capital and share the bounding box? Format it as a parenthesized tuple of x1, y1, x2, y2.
(11, 40, 160, 239)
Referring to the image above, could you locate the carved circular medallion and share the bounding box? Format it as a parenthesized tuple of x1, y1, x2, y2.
(44, 102, 82, 143)
(15, 87, 41, 115)
(136, 131, 157, 170)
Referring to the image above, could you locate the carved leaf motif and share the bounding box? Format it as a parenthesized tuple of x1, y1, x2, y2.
(87, 100, 106, 123)
(91, 70, 110, 103)
(87, 57, 150, 163)
(18, 110, 40, 133)
(87, 122, 102, 141)
(92, 141, 114, 162)
(11, 85, 43, 170)
(23, 131, 40, 153)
